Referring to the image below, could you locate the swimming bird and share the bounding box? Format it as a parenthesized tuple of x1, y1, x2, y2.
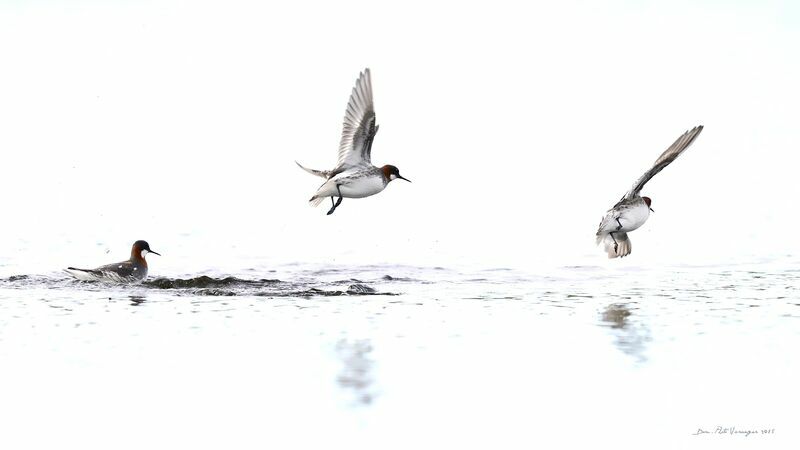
(296, 68, 410, 215)
(596, 125, 704, 258)
(64, 240, 160, 282)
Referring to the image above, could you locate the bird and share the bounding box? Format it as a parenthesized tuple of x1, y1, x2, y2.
(596, 125, 704, 258)
(296, 68, 410, 215)
(64, 240, 160, 282)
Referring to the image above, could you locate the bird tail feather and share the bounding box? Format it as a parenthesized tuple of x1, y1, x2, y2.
(296, 161, 330, 179)
(598, 232, 632, 258)
(309, 195, 325, 207)
(64, 267, 97, 281)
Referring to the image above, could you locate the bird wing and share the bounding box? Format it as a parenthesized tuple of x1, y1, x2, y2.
(64, 267, 104, 281)
(596, 210, 618, 237)
(334, 69, 378, 170)
(622, 125, 704, 200)
(95, 261, 138, 279)
(67, 261, 140, 282)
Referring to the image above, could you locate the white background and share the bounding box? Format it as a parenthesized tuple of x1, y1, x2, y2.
(1, 0, 798, 273)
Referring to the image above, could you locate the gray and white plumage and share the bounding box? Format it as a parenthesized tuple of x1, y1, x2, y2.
(336, 68, 377, 170)
(620, 125, 704, 202)
(296, 68, 409, 214)
(64, 240, 160, 283)
(65, 260, 147, 282)
(296, 69, 377, 184)
(596, 125, 704, 258)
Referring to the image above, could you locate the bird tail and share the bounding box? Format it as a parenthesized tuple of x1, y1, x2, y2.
(64, 267, 97, 281)
(598, 232, 632, 258)
(296, 161, 330, 179)
(308, 195, 325, 207)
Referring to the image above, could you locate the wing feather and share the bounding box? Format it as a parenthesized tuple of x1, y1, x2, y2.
(623, 125, 704, 200)
(335, 69, 377, 170)
(65, 260, 139, 282)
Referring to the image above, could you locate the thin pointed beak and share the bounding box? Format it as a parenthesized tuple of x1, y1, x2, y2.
(649, 208, 655, 213)
(149, 250, 161, 256)
(398, 175, 411, 183)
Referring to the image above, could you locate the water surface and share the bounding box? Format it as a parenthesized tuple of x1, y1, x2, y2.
(0, 257, 797, 449)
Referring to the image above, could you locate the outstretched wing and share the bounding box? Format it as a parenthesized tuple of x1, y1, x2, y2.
(622, 125, 704, 200)
(335, 69, 378, 170)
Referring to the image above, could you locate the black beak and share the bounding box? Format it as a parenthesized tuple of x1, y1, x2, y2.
(649, 208, 655, 213)
(397, 175, 411, 183)
(149, 250, 161, 256)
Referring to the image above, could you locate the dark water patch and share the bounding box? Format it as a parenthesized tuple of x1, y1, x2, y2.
(309, 268, 350, 276)
(0, 274, 399, 297)
(1, 274, 66, 287)
(347, 284, 377, 294)
(5, 275, 29, 282)
(382, 275, 417, 282)
(145, 276, 280, 289)
(300, 288, 348, 297)
(289, 285, 394, 297)
(195, 289, 238, 297)
(330, 278, 365, 285)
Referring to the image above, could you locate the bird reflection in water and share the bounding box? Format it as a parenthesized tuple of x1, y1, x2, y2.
(601, 303, 651, 361)
(336, 339, 376, 405)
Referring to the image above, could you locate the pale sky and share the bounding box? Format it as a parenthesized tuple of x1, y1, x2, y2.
(0, 0, 798, 274)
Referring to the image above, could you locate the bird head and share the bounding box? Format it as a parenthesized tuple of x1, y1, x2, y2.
(642, 196, 654, 212)
(381, 165, 411, 183)
(132, 240, 161, 259)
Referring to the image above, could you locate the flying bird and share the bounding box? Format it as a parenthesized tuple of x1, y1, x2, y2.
(596, 125, 704, 258)
(296, 68, 410, 215)
(64, 240, 160, 282)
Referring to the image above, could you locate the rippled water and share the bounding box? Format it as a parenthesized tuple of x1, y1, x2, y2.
(0, 257, 798, 449)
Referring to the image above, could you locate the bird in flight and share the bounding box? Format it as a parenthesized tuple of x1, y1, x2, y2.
(297, 68, 410, 215)
(596, 125, 704, 258)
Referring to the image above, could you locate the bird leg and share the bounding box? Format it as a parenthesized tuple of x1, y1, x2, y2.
(609, 232, 618, 253)
(326, 185, 343, 215)
(615, 217, 623, 231)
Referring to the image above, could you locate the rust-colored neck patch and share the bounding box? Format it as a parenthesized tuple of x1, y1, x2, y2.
(130, 246, 148, 267)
